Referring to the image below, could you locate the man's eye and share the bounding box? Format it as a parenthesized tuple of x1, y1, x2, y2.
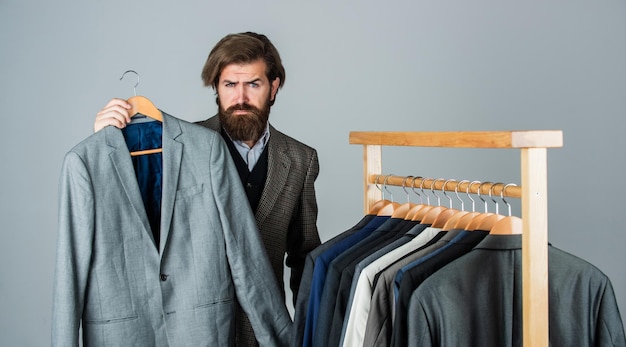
(249, 82, 259, 88)
(225, 83, 235, 87)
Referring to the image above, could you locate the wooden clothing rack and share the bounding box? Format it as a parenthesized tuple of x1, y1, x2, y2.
(349, 130, 563, 347)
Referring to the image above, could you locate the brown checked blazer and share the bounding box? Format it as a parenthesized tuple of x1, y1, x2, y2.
(196, 115, 321, 346)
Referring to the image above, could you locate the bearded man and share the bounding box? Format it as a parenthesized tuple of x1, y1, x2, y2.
(94, 32, 321, 347)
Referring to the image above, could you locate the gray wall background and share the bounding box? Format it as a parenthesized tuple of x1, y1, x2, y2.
(2, 0, 625, 345)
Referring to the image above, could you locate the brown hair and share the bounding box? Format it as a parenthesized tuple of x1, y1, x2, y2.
(201, 32, 286, 90)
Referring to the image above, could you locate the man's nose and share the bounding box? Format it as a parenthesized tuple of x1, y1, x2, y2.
(235, 85, 248, 104)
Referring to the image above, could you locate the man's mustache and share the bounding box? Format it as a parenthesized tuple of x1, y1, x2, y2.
(227, 103, 257, 112)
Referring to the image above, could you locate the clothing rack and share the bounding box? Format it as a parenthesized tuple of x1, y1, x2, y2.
(349, 130, 563, 347)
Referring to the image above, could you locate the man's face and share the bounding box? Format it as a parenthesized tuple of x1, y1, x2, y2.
(217, 59, 280, 144)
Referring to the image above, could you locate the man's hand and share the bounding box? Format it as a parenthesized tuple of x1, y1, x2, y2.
(94, 98, 132, 132)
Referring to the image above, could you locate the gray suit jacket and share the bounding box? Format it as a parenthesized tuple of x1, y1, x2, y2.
(52, 113, 292, 346)
(406, 235, 626, 347)
(196, 116, 321, 297)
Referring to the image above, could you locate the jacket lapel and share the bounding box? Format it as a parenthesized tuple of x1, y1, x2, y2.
(158, 113, 183, 255)
(256, 126, 290, 225)
(106, 127, 155, 247)
(105, 115, 183, 254)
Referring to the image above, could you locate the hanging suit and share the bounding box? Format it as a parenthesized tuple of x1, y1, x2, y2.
(340, 225, 440, 347)
(302, 216, 390, 347)
(361, 228, 448, 347)
(318, 219, 418, 347)
(52, 113, 292, 346)
(406, 234, 626, 347)
(313, 218, 403, 345)
(390, 229, 488, 347)
(291, 215, 376, 347)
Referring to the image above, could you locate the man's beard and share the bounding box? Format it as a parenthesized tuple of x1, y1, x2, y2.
(218, 97, 271, 143)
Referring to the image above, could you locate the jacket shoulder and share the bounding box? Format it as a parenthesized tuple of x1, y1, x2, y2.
(194, 115, 221, 132)
(270, 125, 317, 155)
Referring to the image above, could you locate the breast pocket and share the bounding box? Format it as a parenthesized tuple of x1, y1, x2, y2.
(175, 184, 204, 200)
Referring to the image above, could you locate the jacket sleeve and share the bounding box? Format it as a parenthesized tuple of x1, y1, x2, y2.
(52, 151, 94, 347)
(286, 148, 321, 301)
(209, 135, 293, 346)
(595, 279, 626, 346)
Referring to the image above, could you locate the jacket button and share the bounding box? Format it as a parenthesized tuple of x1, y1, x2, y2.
(160, 274, 168, 281)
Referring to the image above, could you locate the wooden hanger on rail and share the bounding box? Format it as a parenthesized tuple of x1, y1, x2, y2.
(441, 180, 472, 231)
(120, 70, 163, 156)
(410, 177, 442, 222)
(474, 183, 506, 231)
(425, 179, 469, 228)
(368, 175, 396, 215)
(450, 181, 482, 229)
(464, 181, 497, 230)
(390, 176, 420, 218)
(403, 177, 430, 220)
(415, 178, 449, 225)
(376, 175, 400, 216)
(489, 184, 522, 235)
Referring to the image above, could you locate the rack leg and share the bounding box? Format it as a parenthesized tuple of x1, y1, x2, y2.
(363, 144, 382, 213)
(521, 148, 549, 347)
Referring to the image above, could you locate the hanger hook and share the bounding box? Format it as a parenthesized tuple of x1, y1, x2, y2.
(430, 178, 444, 206)
(477, 181, 491, 213)
(420, 178, 432, 205)
(501, 183, 517, 216)
(467, 180, 480, 212)
(120, 69, 140, 96)
(383, 174, 395, 202)
(410, 176, 423, 204)
(489, 182, 504, 215)
(456, 180, 469, 211)
(442, 179, 456, 208)
(402, 176, 413, 203)
(374, 175, 382, 191)
(373, 175, 385, 200)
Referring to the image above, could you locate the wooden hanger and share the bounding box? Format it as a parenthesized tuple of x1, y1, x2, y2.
(404, 204, 426, 220)
(490, 184, 522, 234)
(476, 213, 505, 231)
(419, 206, 446, 225)
(390, 202, 416, 218)
(419, 178, 460, 226)
(430, 208, 464, 228)
(490, 215, 522, 235)
(451, 211, 482, 229)
(464, 213, 493, 231)
(390, 176, 420, 218)
(128, 95, 163, 122)
(120, 70, 163, 157)
(368, 175, 386, 214)
(402, 177, 429, 220)
(451, 181, 484, 230)
(377, 201, 400, 216)
(373, 175, 400, 216)
(409, 205, 435, 222)
(368, 199, 391, 214)
(441, 210, 470, 231)
(440, 179, 470, 230)
(466, 181, 501, 231)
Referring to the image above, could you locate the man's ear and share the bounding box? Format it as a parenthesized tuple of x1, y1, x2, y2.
(270, 78, 280, 101)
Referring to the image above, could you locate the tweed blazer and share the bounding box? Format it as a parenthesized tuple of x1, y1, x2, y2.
(196, 115, 321, 296)
(52, 113, 292, 346)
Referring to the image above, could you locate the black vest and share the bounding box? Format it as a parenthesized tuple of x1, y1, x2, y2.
(221, 129, 269, 213)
